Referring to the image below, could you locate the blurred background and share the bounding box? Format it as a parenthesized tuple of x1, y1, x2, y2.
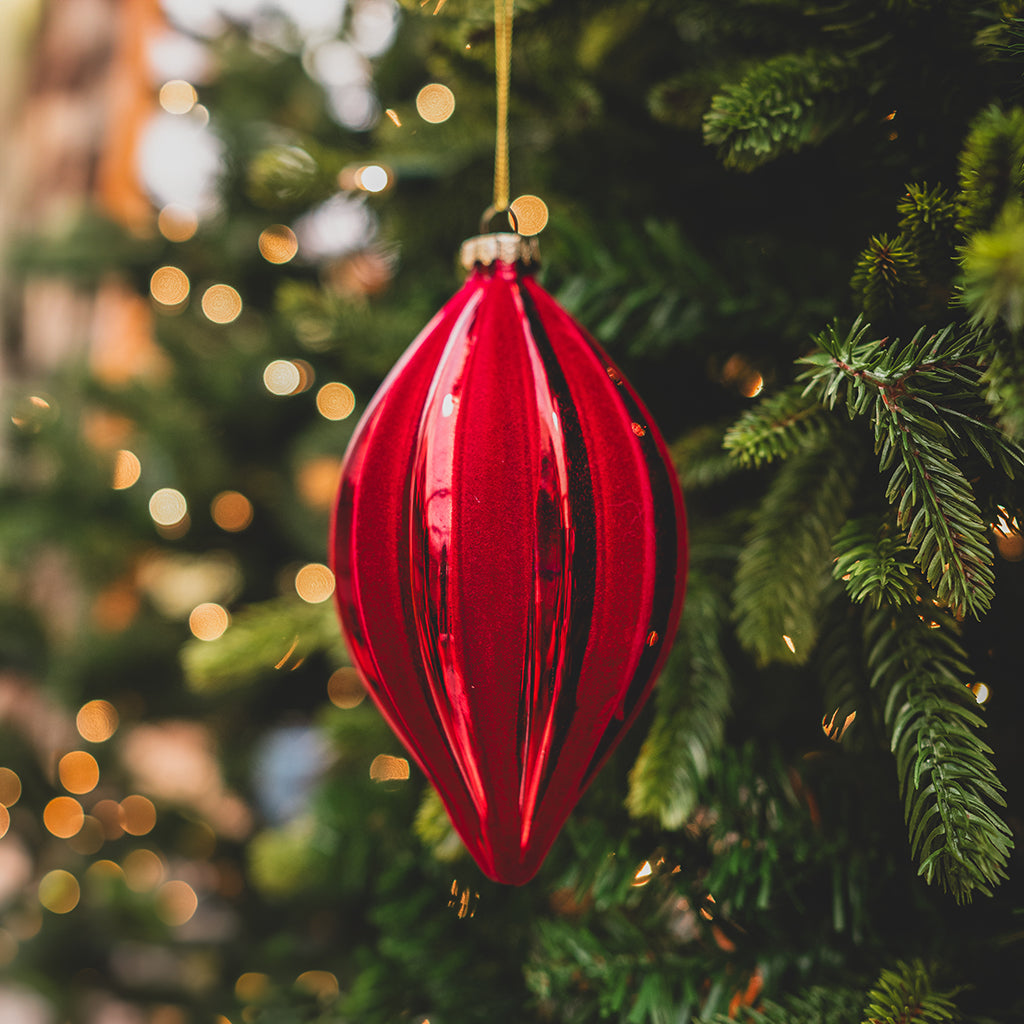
(1, 1, 1023, 1022)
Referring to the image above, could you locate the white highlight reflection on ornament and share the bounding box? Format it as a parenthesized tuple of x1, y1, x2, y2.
(442, 393, 455, 418)
(137, 111, 224, 214)
(294, 194, 375, 260)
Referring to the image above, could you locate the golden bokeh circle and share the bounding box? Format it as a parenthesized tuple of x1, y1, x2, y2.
(236, 972, 271, 1003)
(327, 667, 365, 709)
(296, 970, 340, 997)
(92, 798, 124, 839)
(120, 794, 157, 836)
(316, 382, 355, 420)
(112, 449, 142, 490)
(258, 225, 298, 264)
(263, 360, 302, 396)
(201, 284, 243, 324)
(189, 602, 230, 641)
(67, 815, 105, 855)
(150, 266, 190, 306)
(0, 767, 22, 807)
(369, 754, 410, 781)
(124, 848, 166, 892)
(295, 563, 336, 604)
(0, 805, 8, 839)
(76, 700, 119, 743)
(159, 79, 197, 115)
(157, 880, 198, 926)
(43, 796, 85, 838)
(416, 83, 455, 124)
(510, 194, 549, 236)
(58, 752, 100, 795)
(158, 204, 198, 242)
(211, 490, 254, 532)
(149, 488, 188, 527)
(38, 870, 80, 914)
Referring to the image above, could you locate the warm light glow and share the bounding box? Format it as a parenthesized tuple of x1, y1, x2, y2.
(972, 682, 991, 705)
(59, 752, 100, 795)
(297, 457, 342, 510)
(0, 767, 22, 807)
(369, 754, 410, 781)
(77, 700, 119, 742)
(124, 848, 166, 892)
(0, 806, 8, 840)
(356, 164, 390, 192)
(92, 799, 124, 840)
(201, 284, 243, 324)
(235, 972, 271, 1003)
(150, 266, 190, 306)
(189, 602, 230, 641)
(158, 204, 199, 242)
(385, 108, 402, 127)
(316, 382, 356, 420)
(10, 393, 56, 432)
(112, 449, 142, 490)
(86, 859, 125, 883)
(295, 563, 336, 603)
(742, 373, 765, 398)
(296, 971, 340, 997)
(67, 815, 104, 855)
(149, 487, 188, 527)
(416, 83, 455, 123)
(782, 634, 796, 654)
(510, 194, 549, 236)
(258, 225, 298, 264)
(632, 860, 653, 886)
(263, 360, 302, 396)
(207, 493, 252, 535)
(157, 879, 199, 926)
(44, 796, 85, 838)
(159, 79, 198, 115)
(38, 870, 80, 914)
(328, 667, 365, 709)
(120, 794, 157, 836)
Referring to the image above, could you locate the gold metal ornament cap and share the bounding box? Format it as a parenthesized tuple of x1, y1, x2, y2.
(459, 232, 540, 271)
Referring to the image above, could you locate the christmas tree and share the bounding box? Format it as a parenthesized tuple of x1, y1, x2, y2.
(1, 0, 1023, 1021)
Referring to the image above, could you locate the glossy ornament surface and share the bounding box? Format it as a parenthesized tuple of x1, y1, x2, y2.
(331, 234, 687, 884)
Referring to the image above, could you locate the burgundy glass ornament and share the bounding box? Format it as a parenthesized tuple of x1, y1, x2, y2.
(331, 233, 687, 884)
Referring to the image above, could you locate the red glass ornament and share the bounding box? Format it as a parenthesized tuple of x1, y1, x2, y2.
(331, 233, 687, 884)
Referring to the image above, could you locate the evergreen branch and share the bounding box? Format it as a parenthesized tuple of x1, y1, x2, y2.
(982, 341, 1024, 440)
(414, 785, 467, 862)
(703, 51, 855, 171)
(672, 426, 746, 490)
(627, 569, 732, 829)
(734, 437, 860, 666)
(723, 384, 832, 467)
(862, 959, 960, 1024)
(960, 199, 1024, 332)
(865, 607, 1013, 903)
(701, 985, 865, 1024)
(896, 183, 959, 270)
(832, 517, 920, 610)
(957, 105, 1024, 234)
(181, 597, 347, 693)
(852, 233, 924, 324)
(801, 320, 1024, 617)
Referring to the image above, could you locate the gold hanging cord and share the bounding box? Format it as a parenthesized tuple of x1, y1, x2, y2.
(493, 0, 514, 214)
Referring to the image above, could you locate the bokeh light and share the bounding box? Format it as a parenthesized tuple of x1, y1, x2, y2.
(43, 796, 85, 838)
(263, 360, 302, 396)
(211, 490, 254, 532)
(124, 848, 166, 892)
(120, 795, 157, 836)
(77, 700, 119, 743)
(157, 880, 199, 926)
(92, 799, 124, 840)
(369, 754, 410, 781)
(328, 667, 365, 709)
(149, 488, 188, 527)
(201, 284, 243, 323)
(0, 768, 22, 806)
(158, 204, 199, 242)
(258, 225, 298, 264)
(38, 870, 80, 914)
(356, 164, 390, 192)
(11, 394, 57, 432)
(510, 194, 549, 236)
(59, 752, 100, 795)
(236, 972, 271, 1004)
(416, 83, 455, 123)
(112, 449, 142, 490)
(0, 806, 8, 839)
(295, 563, 335, 603)
(150, 266, 190, 306)
(297, 457, 342, 510)
(189, 602, 230, 641)
(67, 815, 104, 855)
(159, 79, 198, 114)
(316, 382, 355, 420)
(296, 970, 340, 998)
